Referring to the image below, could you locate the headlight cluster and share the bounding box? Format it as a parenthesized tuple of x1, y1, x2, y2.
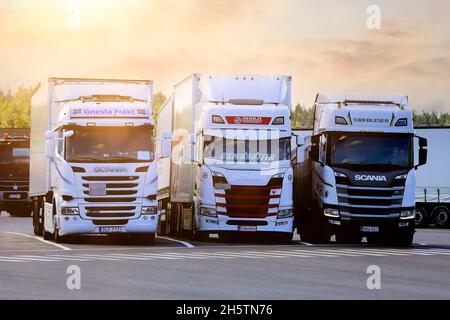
(142, 207, 157, 215)
(323, 207, 339, 218)
(61, 207, 79, 215)
(277, 209, 293, 219)
(200, 207, 217, 218)
(400, 210, 415, 220)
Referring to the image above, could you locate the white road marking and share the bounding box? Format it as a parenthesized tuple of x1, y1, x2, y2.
(0, 256, 30, 263)
(157, 236, 195, 248)
(5, 232, 71, 251)
(0, 247, 449, 263)
(298, 241, 314, 246)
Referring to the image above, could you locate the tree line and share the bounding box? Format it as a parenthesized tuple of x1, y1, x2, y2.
(0, 86, 449, 128)
(291, 103, 450, 128)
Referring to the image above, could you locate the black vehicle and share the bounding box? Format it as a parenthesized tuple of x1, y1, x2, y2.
(0, 129, 31, 217)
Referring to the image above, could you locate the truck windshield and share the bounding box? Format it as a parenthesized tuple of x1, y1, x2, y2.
(329, 134, 412, 169)
(0, 142, 30, 164)
(65, 126, 154, 163)
(203, 136, 291, 163)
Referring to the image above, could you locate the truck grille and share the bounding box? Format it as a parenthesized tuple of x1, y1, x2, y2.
(0, 180, 29, 192)
(215, 178, 282, 218)
(85, 206, 136, 218)
(337, 178, 406, 215)
(78, 175, 144, 220)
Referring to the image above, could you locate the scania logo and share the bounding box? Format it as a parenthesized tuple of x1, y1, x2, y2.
(233, 117, 242, 124)
(354, 175, 387, 182)
(93, 166, 128, 173)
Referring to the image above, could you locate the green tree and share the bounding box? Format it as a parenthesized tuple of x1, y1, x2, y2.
(0, 83, 40, 128)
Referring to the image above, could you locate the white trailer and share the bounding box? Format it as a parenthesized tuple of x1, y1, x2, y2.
(414, 127, 450, 228)
(293, 94, 428, 246)
(30, 78, 161, 243)
(157, 74, 294, 241)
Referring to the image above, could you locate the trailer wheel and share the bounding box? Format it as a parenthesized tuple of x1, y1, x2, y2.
(433, 206, 450, 228)
(414, 207, 428, 228)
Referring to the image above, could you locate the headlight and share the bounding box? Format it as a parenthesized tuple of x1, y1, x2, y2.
(277, 209, 293, 219)
(142, 206, 157, 215)
(323, 207, 339, 218)
(272, 172, 285, 179)
(200, 207, 217, 217)
(61, 207, 79, 215)
(400, 210, 415, 220)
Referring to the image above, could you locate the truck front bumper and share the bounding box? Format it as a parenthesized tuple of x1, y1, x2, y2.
(57, 214, 159, 236)
(326, 215, 415, 235)
(198, 214, 294, 234)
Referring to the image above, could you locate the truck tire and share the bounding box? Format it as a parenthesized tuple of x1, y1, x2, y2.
(134, 233, 155, 244)
(391, 232, 414, 247)
(299, 207, 330, 244)
(273, 232, 293, 244)
(414, 207, 428, 228)
(54, 227, 67, 243)
(193, 231, 209, 242)
(433, 206, 449, 228)
(33, 199, 43, 236)
(169, 203, 179, 236)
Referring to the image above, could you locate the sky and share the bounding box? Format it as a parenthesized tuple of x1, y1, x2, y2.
(0, 0, 449, 112)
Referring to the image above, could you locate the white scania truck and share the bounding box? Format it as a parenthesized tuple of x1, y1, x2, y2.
(157, 74, 294, 241)
(30, 78, 162, 243)
(294, 94, 427, 246)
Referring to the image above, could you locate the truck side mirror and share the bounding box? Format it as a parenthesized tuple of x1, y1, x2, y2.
(189, 134, 197, 163)
(162, 131, 172, 140)
(296, 147, 305, 164)
(63, 130, 74, 138)
(416, 136, 427, 169)
(310, 144, 319, 162)
(309, 134, 321, 162)
(161, 139, 171, 158)
(296, 135, 305, 146)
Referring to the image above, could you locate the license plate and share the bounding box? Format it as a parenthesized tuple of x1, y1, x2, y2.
(8, 194, 21, 199)
(361, 226, 379, 233)
(238, 226, 257, 232)
(99, 226, 123, 233)
(89, 183, 107, 196)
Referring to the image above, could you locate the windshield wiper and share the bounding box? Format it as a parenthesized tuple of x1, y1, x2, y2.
(67, 157, 102, 163)
(100, 156, 149, 163)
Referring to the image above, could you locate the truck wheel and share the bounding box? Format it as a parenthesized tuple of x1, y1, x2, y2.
(33, 199, 43, 236)
(134, 233, 155, 245)
(299, 210, 330, 244)
(54, 228, 67, 243)
(433, 206, 449, 228)
(169, 203, 178, 236)
(193, 231, 209, 242)
(415, 207, 428, 228)
(391, 232, 414, 247)
(274, 232, 293, 244)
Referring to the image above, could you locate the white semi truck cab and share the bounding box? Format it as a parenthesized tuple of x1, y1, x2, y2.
(294, 94, 427, 246)
(157, 74, 294, 241)
(30, 78, 160, 243)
